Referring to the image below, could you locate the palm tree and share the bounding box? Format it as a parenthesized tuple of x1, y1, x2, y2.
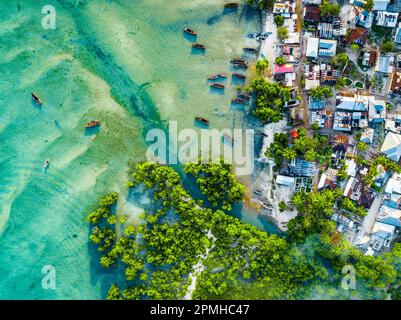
(305, 149, 317, 162)
(282, 147, 297, 161)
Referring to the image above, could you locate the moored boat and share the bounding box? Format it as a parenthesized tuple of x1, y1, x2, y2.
(232, 98, 246, 104)
(183, 27, 197, 35)
(210, 83, 225, 89)
(192, 43, 205, 50)
(224, 2, 239, 8)
(195, 117, 210, 125)
(237, 94, 250, 100)
(243, 47, 258, 54)
(232, 72, 246, 79)
(85, 120, 101, 128)
(31, 93, 43, 105)
(231, 58, 247, 65)
(208, 73, 228, 80)
(233, 63, 248, 69)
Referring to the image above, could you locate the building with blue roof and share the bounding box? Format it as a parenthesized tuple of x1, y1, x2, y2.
(356, 11, 374, 29)
(318, 39, 337, 57)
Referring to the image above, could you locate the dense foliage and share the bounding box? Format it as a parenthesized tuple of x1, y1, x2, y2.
(319, 0, 340, 17)
(184, 158, 245, 211)
(87, 160, 401, 300)
(265, 128, 331, 165)
(310, 86, 333, 100)
(247, 78, 290, 123)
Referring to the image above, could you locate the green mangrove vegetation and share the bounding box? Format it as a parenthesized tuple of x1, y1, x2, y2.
(247, 78, 291, 123)
(86, 160, 401, 300)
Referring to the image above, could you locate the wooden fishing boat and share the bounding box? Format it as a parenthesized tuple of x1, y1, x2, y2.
(210, 83, 225, 89)
(232, 98, 246, 104)
(237, 94, 250, 100)
(195, 117, 210, 125)
(85, 120, 101, 128)
(208, 73, 228, 80)
(231, 58, 247, 65)
(243, 47, 258, 53)
(192, 43, 205, 50)
(224, 3, 239, 8)
(233, 63, 248, 69)
(31, 93, 43, 105)
(183, 27, 197, 35)
(232, 72, 246, 79)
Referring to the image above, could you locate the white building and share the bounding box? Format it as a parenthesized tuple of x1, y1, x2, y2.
(376, 11, 399, 28)
(381, 132, 401, 162)
(306, 37, 319, 59)
(373, 0, 390, 11)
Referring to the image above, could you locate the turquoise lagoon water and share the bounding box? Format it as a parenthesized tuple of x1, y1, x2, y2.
(0, 0, 269, 299)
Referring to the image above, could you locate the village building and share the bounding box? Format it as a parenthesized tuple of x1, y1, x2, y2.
(380, 131, 401, 162)
(375, 54, 394, 75)
(304, 4, 321, 25)
(368, 99, 386, 123)
(389, 71, 401, 95)
(370, 221, 396, 251)
(360, 127, 375, 144)
(394, 22, 401, 45)
(385, 113, 401, 134)
(375, 11, 399, 28)
(373, 0, 391, 11)
(384, 173, 401, 208)
(378, 204, 401, 228)
(273, 1, 294, 17)
(354, 10, 374, 29)
(347, 26, 369, 47)
(303, 0, 321, 4)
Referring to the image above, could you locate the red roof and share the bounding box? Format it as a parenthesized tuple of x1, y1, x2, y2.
(274, 63, 294, 74)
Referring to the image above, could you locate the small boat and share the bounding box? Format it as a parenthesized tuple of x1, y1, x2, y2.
(43, 159, 50, 169)
(31, 93, 43, 105)
(208, 73, 228, 80)
(224, 2, 239, 8)
(183, 27, 197, 35)
(232, 98, 246, 104)
(195, 117, 210, 125)
(256, 35, 268, 42)
(237, 94, 250, 100)
(85, 120, 101, 128)
(232, 72, 246, 79)
(243, 47, 258, 54)
(233, 63, 248, 69)
(192, 43, 205, 50)
(210, 83, 225, 89)
(231, 59, 247, 65)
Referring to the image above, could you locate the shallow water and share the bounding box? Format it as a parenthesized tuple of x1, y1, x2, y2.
(0, 0, 272, 299)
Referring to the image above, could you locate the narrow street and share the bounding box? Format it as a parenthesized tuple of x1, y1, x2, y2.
(295, 0, 309, 128)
